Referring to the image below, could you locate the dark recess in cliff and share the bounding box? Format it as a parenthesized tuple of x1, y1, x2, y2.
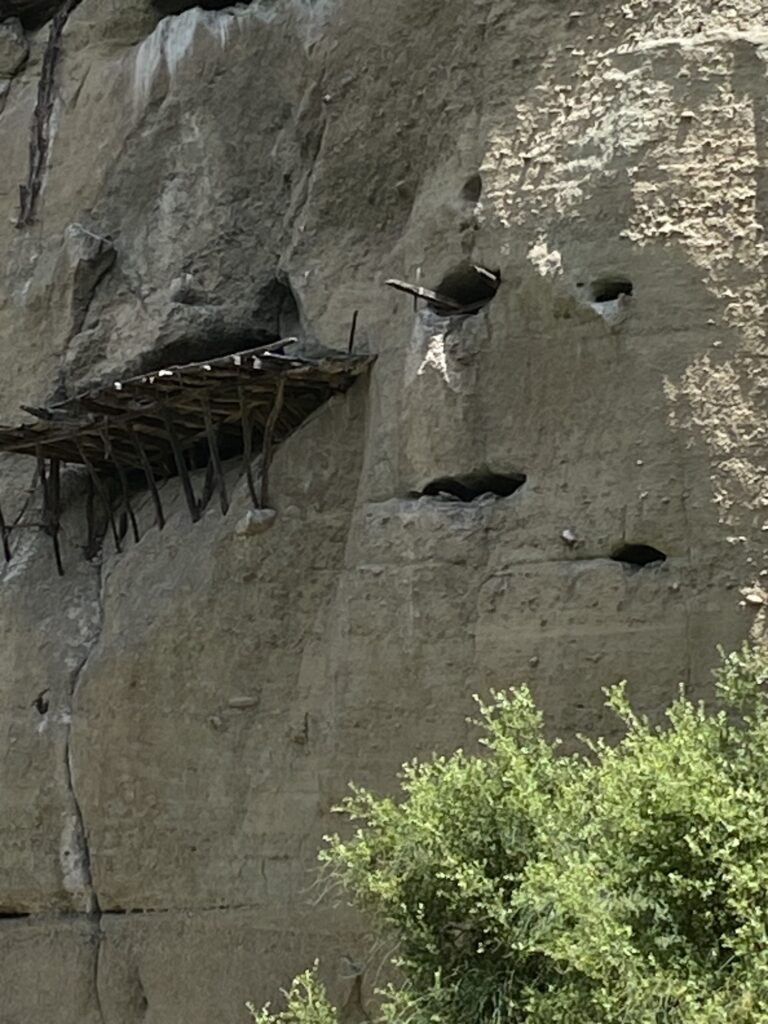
(152, 0, 242, 13)
(0, 0, 66, 29)
(420, 472, 526, 502)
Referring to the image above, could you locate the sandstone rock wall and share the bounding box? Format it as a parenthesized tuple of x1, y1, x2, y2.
(0, 1, 766, 1021)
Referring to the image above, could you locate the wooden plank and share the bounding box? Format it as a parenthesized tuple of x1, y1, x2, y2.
(36, 452, 65, 575)
(130, 427, 165, 530)
(48, 457, 64, 576)
(384, 277, 494, 315)
(260, 378, 285, 509)
(36, 451, 48, 524)
(15, 2, 78, 228)
(238, 385, 259, 508)
(0, 499, 11, 562)
(200, 457, 216, 511)
(84, 475, 95, 556)
(113, 453, 140, 544)
(76, 440, 122, 553)
(201, 399, 228, 515)
(161, 407, 200, 523)
(348, 309, 359, 354)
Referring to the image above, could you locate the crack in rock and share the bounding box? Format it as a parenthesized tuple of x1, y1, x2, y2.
(58, 555, 106, 1019)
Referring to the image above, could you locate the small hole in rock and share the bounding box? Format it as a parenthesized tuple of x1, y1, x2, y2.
(421, 472, 526, 503)
(590, 278, 633, 303)
(430, 262, 501, 314)
(32, 689, 49, 715)
(611, 543, 667, 568)
(461, 174, 483, 204)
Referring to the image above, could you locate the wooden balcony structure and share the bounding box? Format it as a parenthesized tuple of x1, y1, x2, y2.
(0, 342, 374, 574)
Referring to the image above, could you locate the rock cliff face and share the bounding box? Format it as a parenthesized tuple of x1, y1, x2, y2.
(0, 1, 766, 1021)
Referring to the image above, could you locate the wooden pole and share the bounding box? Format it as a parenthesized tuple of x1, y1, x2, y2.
(201, 398, 228, 515)
(48, 457, 64, 576)
(130, 428, 165, 530)
(161, 407, 199, 523)
(0, 499, 11, 562)
(238, 385, 259, 508)
(200, 458, 216, 511)
(36, 451, 64, 575)
(76, 440, 122, 553)
(114, 455, 140, 544)
(85, 475, 96, 557)
(260, 377, 285, 509)
(347, 310, 359, 354)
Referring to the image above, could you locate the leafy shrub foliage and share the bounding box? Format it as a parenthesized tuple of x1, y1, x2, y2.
(248, 967, 338, 1024)
(252, 646, 768, 1024)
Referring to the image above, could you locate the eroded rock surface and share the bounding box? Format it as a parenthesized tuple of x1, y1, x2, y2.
(1, 0, 767, 1021)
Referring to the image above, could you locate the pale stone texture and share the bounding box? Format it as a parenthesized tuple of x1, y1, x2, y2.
(0, 0, 767, 1021)
(0, 17, 27, 76)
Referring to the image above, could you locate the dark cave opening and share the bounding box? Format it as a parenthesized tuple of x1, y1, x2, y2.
(460, 173, 483, 204)
(420, 472, 526, 503)
(430, 263, 501, 314)
(134, 278, 299, 376)
(590, 278, 633, 303)
(151, 0, 242, 14)
(611, 543, 667, 568)
(0, 1, 66, 30)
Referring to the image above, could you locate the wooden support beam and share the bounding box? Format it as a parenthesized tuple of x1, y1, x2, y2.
(76, 440, 122, 554)
(200, 458, 216, 512)
(115, 456, 140, 544)
(238, 385, 259, 508)
(15, 2, 78, 229)
(201, 398, 228, 515)
(37, 451, 48, 522)
(36, 451, 64, 575)
(260, 378, 285, 509)
(48, 457, 64, 576)
(0, 499, 11, 563)
(161, 407, 200, 523)
(84, 475, 97, 558)
(348, 310, 359, 354)
(102, 421, 139, 544)
(130, 427, 165, 530)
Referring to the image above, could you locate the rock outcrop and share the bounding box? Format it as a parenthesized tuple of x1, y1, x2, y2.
(0, 1, 766, 1022)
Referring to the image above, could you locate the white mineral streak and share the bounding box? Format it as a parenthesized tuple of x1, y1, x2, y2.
(527, 237, 563, 278)
(133, 9, 235, 108)
(59, 813, 90, 900)
(406, 318, 462, 392)
(133, 2, 333, 108)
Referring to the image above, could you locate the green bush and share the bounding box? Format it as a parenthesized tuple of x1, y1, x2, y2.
(248, 967, 338, 1024)
(251, 646, 768, 1024)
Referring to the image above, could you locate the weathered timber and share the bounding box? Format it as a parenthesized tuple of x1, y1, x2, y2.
(201, 399, 228, 515)
(16, 1, 80, 228)
(260, 378, 285, 510)
(0, 343, 375, 571)
(77, 441, 121, 553)
(161, 407, 200, 523)
(0, 500, 10, 562)
(238, 385, 259, 508)
(129, 428, 165, 531)
(385, 277, 494, 315)
(348, 310, 359, 354)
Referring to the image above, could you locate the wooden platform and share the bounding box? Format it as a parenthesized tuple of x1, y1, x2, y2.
(0, 342, 374, 573)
